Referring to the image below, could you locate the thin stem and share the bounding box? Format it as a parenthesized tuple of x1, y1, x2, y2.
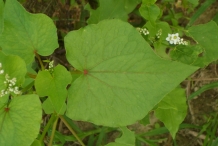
(21, 81, 34, 93)
(39, 114, 56, 143)
(48, 117, 59, 146)
(35, 52, 45, 70)
(59, 115, 85, 146)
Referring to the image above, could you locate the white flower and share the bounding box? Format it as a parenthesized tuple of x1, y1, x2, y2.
(178, 38, 188, 45)
(0, 74, 21, 97)
(0, 62, 4, 75)
(137, 27, 149, 36)
(0, 70, 4, 74)
(49, 60, 54, 69)
(166, 33, 180, 44)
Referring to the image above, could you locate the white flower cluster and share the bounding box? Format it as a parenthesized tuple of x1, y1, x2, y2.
(156, 29, 162, 39)
(45, 60, 54, 74)
(0, 63, 21, 97)
(166, 33, 188, 45)
(49, 60, 54, 69)
(137, 27, 149, 35)
(0, 63, 4, 74)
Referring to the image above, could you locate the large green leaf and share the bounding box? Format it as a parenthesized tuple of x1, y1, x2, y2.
(0, 0, 58, 64)
(188, 21, 218, 67)
(106, 127, 135, 146)
(35, 65, 72, 114)
(86, 0, 141, 24)
(0, 0, 4, 34)
(154, 87, 187, 138)
(65, 19, 198, 127)
(0, 94, 42, 146)
(0, 51, 26, 91)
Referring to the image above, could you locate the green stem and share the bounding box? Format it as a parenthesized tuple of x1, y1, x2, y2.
(35, 53, 45, 70)
(39, 113, 56, 143)
(48, 117, 59, 146)
(21, 81, 34, 93)
(59, 115, 85, 146)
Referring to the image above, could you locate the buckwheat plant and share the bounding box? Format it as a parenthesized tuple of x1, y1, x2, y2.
(1, 0, 218, 146)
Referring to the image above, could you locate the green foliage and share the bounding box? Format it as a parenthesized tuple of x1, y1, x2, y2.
(0, 94, 42, 146)
(0, 0, 58, 64)
(35, 65, 72, 114)
(65, 19, 198, 127)
(86, 0, 141, 24)
(154, 87, 187, 138)
(0, 0, 218, 145)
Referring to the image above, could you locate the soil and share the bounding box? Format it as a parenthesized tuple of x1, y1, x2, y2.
(20, 0, 218, 145)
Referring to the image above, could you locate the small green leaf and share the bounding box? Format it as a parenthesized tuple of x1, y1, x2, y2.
(0, 94, 42, 146)
(65, 19, 198, 127)
(170, 45, 203, 65)
(139, 1, 160, 25)
(188, 21, 218, 67)
(0, 0, 58, 64)
(0, 0, 4, 34)
(154, 87, 187, 139)
(86, 0, 141, 24)
(106, 127, 135, 146)
(35, 65, 71, 114)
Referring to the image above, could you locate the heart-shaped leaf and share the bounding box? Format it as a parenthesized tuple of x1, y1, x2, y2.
(65, 19, 198, 127)
(0, 94, 42, 146)
(35, 65, 72, 114)
(0, 0, 58, 64)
